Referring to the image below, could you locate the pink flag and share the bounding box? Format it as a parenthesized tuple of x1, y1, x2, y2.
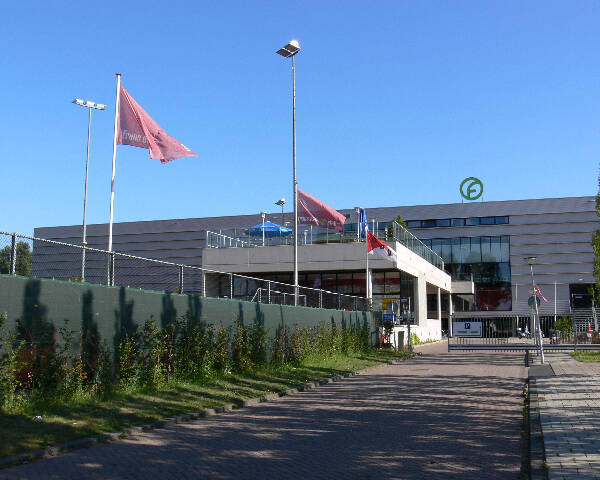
(297, 189, 346, 231)
(535, 284, 549, 302)
(117, 85, 198, 163)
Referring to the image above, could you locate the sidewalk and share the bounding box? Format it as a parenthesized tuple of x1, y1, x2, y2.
(531, 353, 600, 479)
(0, 342, 527, 480)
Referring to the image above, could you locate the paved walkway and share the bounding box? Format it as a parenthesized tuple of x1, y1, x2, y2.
(0, 342, 527, 480)
(532, 353, 600, 479)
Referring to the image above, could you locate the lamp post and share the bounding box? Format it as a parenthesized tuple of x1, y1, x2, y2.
(261, 211, 267, 246)
(525, 256, 545, 364)
(277, 40, 301, 305)
(275, 198, 286, 241)
(72, 98, 106, 282)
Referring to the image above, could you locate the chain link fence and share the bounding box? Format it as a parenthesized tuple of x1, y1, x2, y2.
(0, 231, 368, 311)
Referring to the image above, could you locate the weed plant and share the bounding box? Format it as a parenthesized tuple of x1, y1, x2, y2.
(0, 312, 371, 416)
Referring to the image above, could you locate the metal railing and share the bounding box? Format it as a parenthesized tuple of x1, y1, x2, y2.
(0, 231, 369, 311)
(205, 221, 445, 271)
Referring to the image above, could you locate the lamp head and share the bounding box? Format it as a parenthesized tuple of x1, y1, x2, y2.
(276, 40, 301, 57)
(524, 256, 537, 265)
(275, 198, 286, 206)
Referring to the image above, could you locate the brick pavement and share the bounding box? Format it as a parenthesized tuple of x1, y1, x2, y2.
(533, 353, 600, 480)
(1, 342, 527, 480)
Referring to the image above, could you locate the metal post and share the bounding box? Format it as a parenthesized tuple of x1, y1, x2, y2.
(108, 252, 115, 286)
(81, 106, 92, 282)
(10, 233, 17, 275)
(201, 270, 206, 297)
(292, 53, 299, 306)
(574, 311, 577, 352)
(529, 263, 544, 364)
(178, 265, 184, 294)
(108, 73, 121, 253)
(230, 273, 233, 299)
(267, 281, 271, 304)
(319, 289, 323, 309)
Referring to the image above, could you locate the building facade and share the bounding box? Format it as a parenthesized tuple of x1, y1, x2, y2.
(34, 196, 598, 330)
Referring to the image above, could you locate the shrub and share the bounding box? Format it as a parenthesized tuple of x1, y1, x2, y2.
(249, 321, 268, 367)
(232, 321, 251, 373)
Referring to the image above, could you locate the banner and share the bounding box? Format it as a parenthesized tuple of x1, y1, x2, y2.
(297, 189, 346, 231)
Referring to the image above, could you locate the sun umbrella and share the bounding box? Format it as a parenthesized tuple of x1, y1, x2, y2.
(245, 221, 292, 238)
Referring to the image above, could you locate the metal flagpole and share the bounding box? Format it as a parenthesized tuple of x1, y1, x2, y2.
(108, 73, 121, 253)
(81, 106, 92, 282)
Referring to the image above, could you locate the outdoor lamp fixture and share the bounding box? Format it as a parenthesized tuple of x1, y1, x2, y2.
(276, 39, 301, 305)
(261, 211, 267, 246)
(354, 207, 362, 242)
(524, 256, 545, 364)
(72, 98, 106, 283)
(275, 198, 286, 229)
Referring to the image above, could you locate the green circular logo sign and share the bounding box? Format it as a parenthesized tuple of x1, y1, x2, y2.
(460, 177, 483, 201)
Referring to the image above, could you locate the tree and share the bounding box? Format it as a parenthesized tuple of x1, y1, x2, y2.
(0, 241, 32, 276)
(386, 215, 408, 240)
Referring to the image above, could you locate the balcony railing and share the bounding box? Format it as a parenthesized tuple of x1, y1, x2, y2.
(206, 221, 445, 271)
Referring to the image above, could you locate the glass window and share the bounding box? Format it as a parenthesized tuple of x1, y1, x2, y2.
(385, 271, 401, 294)
(495, 216, 509, 225)
(451, 218, 466, 227)
(451, 237, 462, 264)
(321, 273, 337, 292)
(440, 239, 452, 263)
(233, 277, 247, 296)
(431, 239, 442, 258)
(465, 217, 480, 226)
(435, 219, 451, 227)
(306, 273, 321, 289)
(352, 272, 366, 295)
(421, 219, 436, 228)
(490, 236, 502, 263)
(466, 237, 481, 263)
(422, 239, 432, 249)
(337, 273, 353, 294)
(372, 272, 385, 295)
(500, 236, 510, 262)
(480, 237, 493, 262)
(460, 237, 470, 264)
(406, 220, 422, 228)
(480, 216, 495, 225)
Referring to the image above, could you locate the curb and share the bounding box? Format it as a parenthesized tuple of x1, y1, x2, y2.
(0, 356, 410, 469)
(529, 379, 548, 480)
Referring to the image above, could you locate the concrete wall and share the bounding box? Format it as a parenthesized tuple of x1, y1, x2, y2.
(0, 275, 379, 352)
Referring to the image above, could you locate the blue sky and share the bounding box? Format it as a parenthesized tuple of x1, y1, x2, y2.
(2, 1, 599, 236)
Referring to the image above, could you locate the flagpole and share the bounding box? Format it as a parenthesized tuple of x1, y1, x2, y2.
(108, 73, 121, 254)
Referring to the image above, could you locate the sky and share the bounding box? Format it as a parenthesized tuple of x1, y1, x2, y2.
(1, 1, 599, 237)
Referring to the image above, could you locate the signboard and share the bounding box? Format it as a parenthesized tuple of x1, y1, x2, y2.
(382, 298, 398, 311)
(382, 313, 396, 323)
(453, 321, 482, 337)
(528, 295, 541, 308)
(460, 177, 483, 201)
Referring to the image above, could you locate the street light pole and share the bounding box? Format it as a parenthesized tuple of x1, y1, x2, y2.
(277, 40, 301, 306)
(525, 256, 545, 364)
(73, 98, 106, 282)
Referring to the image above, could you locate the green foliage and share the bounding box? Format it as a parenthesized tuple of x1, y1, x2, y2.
(554, 315, 573, 337)
(0, 313, 372, 413)
(0, 242, 32, 276)
(0, 313, 25, 408)
(231, 321, 251, 373)
(386, 215, 408, 239)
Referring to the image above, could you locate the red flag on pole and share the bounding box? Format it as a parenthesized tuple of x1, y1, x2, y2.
(117, 85, 198, 163)
(367, 231, 397, 262)
(297, 189, 346, 231)
(535, 284, 548, 302)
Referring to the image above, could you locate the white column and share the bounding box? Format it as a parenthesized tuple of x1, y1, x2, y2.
(448, 293, 453, 336)
(413, 274, 427, 326)
(437, 287, 442, 321)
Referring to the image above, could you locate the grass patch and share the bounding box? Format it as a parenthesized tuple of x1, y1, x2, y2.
(0, 349, 407, 458)
(570, 351, 600, 362)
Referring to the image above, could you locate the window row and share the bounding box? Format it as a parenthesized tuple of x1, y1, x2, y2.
(422, 236, 510, 264)
(406, 216, 509, 229)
